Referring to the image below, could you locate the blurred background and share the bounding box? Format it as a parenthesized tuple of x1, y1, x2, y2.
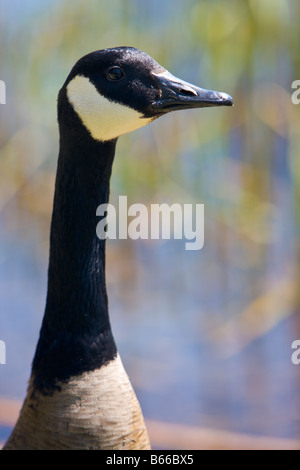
(1, 0, 300, 450)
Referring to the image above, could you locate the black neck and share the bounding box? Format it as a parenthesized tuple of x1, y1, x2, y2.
(32, 95, 118, 391)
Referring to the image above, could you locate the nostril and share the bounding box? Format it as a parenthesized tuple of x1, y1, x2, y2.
(167, 84, 198, 101)
(179, 87, 197, 97)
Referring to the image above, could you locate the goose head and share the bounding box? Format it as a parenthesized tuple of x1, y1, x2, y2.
(61, 46, 233, 143)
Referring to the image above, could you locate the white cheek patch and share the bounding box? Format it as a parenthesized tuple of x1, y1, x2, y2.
(66, 75, 153, 142)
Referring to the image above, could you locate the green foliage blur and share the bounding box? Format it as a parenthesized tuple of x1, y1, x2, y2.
(1, 0, 300, 299)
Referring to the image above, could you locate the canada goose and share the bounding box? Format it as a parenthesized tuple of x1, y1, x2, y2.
(3, 47, 233, 450)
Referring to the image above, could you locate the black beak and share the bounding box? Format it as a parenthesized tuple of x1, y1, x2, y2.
(151, 71, 233, 113)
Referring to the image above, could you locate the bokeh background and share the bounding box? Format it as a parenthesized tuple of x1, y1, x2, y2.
(1, 0, 300, 449)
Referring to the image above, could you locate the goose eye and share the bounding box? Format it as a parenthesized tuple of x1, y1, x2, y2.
(106, 67, 124, 81)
